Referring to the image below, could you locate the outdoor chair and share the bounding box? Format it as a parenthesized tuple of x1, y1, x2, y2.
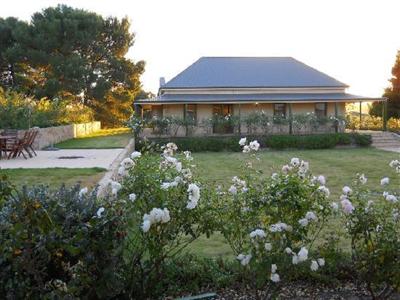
(24, 129, 39, 157)
(7, 131, 30, 159)
(0, 129, 18, 159)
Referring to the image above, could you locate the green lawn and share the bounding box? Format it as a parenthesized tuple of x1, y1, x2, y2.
(192, 147, 397, 198)
(3, 167, 106, 188)
(56, 128, 132, 149)
(187, 147, 399, 257)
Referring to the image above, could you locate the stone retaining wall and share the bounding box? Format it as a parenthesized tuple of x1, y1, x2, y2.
(14, 121, 101, 150)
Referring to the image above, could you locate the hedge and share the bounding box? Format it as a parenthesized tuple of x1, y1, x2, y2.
(265, 133, 371, 150)
(139, 133, 372, 152)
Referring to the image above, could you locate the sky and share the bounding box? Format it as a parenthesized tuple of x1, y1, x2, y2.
(1, 0, 399, 97)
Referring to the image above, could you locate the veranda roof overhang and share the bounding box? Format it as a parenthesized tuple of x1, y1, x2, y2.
(135, 93, 386, 105)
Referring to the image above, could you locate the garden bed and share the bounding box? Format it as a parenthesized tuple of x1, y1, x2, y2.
(208, 280, 400, 299)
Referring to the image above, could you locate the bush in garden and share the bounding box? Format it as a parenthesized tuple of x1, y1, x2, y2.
(335, 132, 353, 145)
(265, 134, 338, 149)
(0, 173, 14, 206)
(243, 112, 263, 134)
(211, 137, 333, 297)
(291, 114, 311, 134)
(116, 144, 216, 298)
(272, 115, 289, 134)
(167, 116, 197, 136)
(351, 132, 372, 146)
(0, 184, 127, 299)
(200, 117, 214, 135)
(265, 133, 371, 150)
(211, 113, 240, 134)
(345, 113, 400, 131)
(338, 166, 400, 299)
(150, 116, 171, 135)
(127, 113, 145, 138)
(0, 88, 94, 129)
(139, 133, 371, 152)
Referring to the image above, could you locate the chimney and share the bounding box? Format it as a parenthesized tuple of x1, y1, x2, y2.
(159, 77, 166, 87)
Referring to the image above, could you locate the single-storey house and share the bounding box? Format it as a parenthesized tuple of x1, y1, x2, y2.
(135, 57, 385, 136)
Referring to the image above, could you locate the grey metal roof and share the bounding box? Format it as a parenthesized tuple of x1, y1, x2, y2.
(135, 93, 385, 104)
(162, 57, 348, 89)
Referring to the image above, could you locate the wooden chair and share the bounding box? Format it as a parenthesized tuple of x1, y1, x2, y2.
(7, 131, 30, 159)
(23, 129, 38, 157)
(0, 130, 18, 159)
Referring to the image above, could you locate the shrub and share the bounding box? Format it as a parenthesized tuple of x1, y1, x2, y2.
(265, 134, 338, 150)
(126, 114, 145, 138)
(210, 140, 333, 297)
(346, 113, 400, 132)
(335, 133, 353, 145)
(0, 184, 126, 298)
(137, 133, 371, 152)
(338, 168, 400, 299)
(265, 133, 371, 150)
(0, 174, 14, 207)
(116, 144, 216, 298)
(0, 88, 94, 129)
(351, 132, 372, 146)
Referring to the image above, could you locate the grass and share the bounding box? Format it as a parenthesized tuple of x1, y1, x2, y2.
(56, 128, 132, 149)
(192, 147, 397, 198)
(3, 167, 106, 188)
(187, 147, 399, 257)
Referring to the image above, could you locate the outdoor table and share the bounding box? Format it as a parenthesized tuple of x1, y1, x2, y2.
(0, 135, 17, 159)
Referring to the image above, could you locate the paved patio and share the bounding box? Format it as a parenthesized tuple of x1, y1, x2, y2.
(0, 149, 124, 169)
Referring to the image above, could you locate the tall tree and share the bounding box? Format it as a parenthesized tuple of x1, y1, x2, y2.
(0, 5, 144, 126)
(0, 17, 30, 89)
(370, 50, 400, 118)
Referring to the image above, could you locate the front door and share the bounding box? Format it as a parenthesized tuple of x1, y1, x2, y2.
(213, 104, 233, 134)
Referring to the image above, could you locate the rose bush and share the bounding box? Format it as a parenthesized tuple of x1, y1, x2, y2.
(211, 138, 333, 297)
(338, 166, 400, 299)
(115, 143, 216, 298)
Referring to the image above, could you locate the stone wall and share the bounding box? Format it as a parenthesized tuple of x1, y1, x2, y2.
(74, 122, 101, 137)
(14, 121, 101, 150)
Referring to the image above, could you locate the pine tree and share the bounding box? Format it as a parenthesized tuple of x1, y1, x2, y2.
(0, 5, 145, 126)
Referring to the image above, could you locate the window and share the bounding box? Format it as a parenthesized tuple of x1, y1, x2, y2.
(212, 104, 233, 134)
(315, 103, 327, 117)
(186, 104, 197, 124)
(273, 103, 286, 117)
(213, 104, 232, 116)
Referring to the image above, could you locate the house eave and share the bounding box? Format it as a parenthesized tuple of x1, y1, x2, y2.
(135, 94, 386, 105)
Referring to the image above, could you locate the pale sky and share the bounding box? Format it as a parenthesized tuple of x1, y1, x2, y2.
(1, 0, 399, 96)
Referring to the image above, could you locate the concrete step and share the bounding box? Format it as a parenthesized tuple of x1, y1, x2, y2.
(372, 143, 400, 147)
(357, 131, 400, 149)
(372, 139, 400, 143)
(372, 144, 400, 148)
